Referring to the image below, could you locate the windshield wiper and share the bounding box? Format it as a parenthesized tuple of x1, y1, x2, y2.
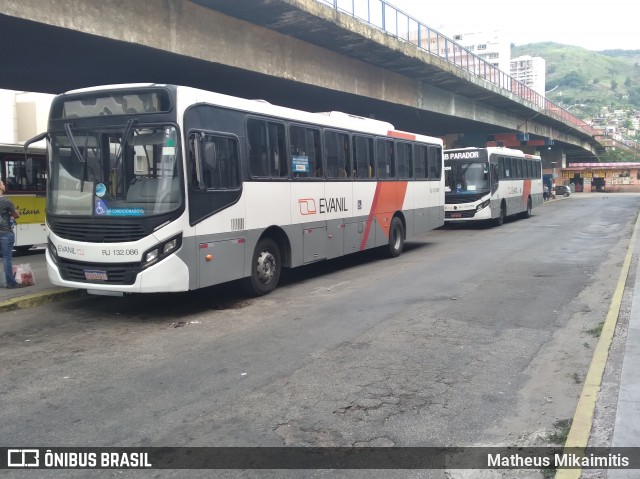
(114, 119, 136, 193)
(64, 123, 88, 192)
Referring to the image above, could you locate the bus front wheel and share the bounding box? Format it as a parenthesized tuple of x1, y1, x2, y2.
(244, 237, 281, 296)
(385, 217, 405, 258)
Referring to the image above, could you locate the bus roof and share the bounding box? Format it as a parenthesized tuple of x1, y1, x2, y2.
(0, 142, 46, 155)
(59, 83, 443, 146)
(445, 146, 540, 159)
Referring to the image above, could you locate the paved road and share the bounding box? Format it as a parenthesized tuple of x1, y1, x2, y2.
(1, 194, 638, 478)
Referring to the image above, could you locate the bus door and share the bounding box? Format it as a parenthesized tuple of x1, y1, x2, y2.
(189, 131, 245, 288)
(289, 125, 326, 264)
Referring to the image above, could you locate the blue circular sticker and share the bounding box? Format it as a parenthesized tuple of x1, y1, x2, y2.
(95, 183, 106, 197)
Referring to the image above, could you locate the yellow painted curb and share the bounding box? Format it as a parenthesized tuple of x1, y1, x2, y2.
(555, 210, 640, 479)
(0, 288, 85, 313)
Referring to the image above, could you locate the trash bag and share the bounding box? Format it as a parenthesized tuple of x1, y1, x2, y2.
(14, 263, 35, 286)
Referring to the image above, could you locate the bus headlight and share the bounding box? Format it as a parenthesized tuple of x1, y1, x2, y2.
(142, 234, 182, 269)
(476, 200, 490, 212)
(48, 240, 59, 262)
(163, 238, 178, 255)
(143, 249, 159, 267)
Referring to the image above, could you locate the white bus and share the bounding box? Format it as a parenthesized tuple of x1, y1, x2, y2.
(30, 84, 445, 295)
(0, 143, 48, 252)
(443, 147, 542, 226)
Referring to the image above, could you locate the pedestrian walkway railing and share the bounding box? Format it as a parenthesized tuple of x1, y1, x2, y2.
(316, 0, 598, 138)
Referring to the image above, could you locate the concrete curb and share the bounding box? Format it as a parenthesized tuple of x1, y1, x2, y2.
(0, 288, 85, 313)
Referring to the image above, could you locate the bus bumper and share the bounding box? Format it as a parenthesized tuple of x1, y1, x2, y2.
(444, 205, 491, 222)
(46, 250, 190, 294)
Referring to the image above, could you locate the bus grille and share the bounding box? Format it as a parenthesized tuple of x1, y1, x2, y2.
(50, 222, 148, 243)
(445, 193, 486, 204)
(56, 258, 140, 285)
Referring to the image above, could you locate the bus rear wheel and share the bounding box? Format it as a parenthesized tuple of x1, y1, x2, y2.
(385, 217, 405, 258)
(243, 237, 281, 296)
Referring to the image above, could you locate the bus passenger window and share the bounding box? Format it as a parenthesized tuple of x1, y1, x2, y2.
(247, 119, 268, 177)
(201, 135, 240, 189)
(428, 146, 441, 179)
(396, 142, 412, 179)
(353, 136, 373, 179)
(248, 119, 286, 178)
(414, 145, 427, 179)
(376, 139, 395, 179)
(290, 125, 321, 179)
(268, 122, 287, 178)
(325, 131, 350, 179)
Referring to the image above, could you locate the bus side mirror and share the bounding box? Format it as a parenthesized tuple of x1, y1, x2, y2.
(23, 132, 50, 161)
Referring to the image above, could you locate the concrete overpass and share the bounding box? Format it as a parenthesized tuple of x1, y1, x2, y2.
(0, 0, 602, 162)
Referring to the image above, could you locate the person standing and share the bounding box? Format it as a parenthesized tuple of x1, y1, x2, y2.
(0, 180, 26, 288)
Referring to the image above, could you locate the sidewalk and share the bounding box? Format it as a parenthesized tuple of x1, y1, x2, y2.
(0, 247, 83, 312)
(608, 214, 640, 478)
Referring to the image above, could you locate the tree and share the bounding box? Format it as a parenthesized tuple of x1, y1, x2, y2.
(561, 71, 586, 88)
(600, 148, 638, 163)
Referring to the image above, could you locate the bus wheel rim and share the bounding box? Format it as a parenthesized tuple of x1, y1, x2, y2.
(393, 228, 401, 249)
(257, 251, 276, 283)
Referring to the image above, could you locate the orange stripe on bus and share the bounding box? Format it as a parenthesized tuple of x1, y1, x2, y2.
(387, 130, 416, 140)
(360, 181, 409, 250)
(523, 179, 532, 203)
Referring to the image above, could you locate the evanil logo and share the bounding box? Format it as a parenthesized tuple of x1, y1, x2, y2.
(298, 198, 317, 215)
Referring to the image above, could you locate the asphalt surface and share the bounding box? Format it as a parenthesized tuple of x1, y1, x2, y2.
(1, 193, 640, 478)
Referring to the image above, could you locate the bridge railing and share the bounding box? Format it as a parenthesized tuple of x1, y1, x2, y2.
(317, 0, 598, 138)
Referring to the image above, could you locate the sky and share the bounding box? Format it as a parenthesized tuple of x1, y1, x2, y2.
(383, 0, 639, 51)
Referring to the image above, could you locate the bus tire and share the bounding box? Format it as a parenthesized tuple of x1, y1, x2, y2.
(386, 217, 405, 258)
(243, 237, 281, 296)
(493, 203, 506, 227)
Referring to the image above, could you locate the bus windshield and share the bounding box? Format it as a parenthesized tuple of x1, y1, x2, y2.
(48, 125, 182, 217)
(445, 161, 490, 194)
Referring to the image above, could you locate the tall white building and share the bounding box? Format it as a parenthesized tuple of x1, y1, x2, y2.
(510, 55, 546, 95)
(450, 29, 511, 73)
(0, 89, 54, 144)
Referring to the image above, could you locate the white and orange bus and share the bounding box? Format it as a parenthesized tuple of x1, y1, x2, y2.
(444, 147, 543, 226)
(0, 143, 47, 252)
(29, 84, 445, 295)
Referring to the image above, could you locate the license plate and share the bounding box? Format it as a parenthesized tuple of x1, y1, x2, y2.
(84, 270, 108, 281)
(451, 213, 462, 218)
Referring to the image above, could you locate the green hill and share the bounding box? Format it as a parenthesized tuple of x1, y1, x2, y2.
(512, 43, 640, 116)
